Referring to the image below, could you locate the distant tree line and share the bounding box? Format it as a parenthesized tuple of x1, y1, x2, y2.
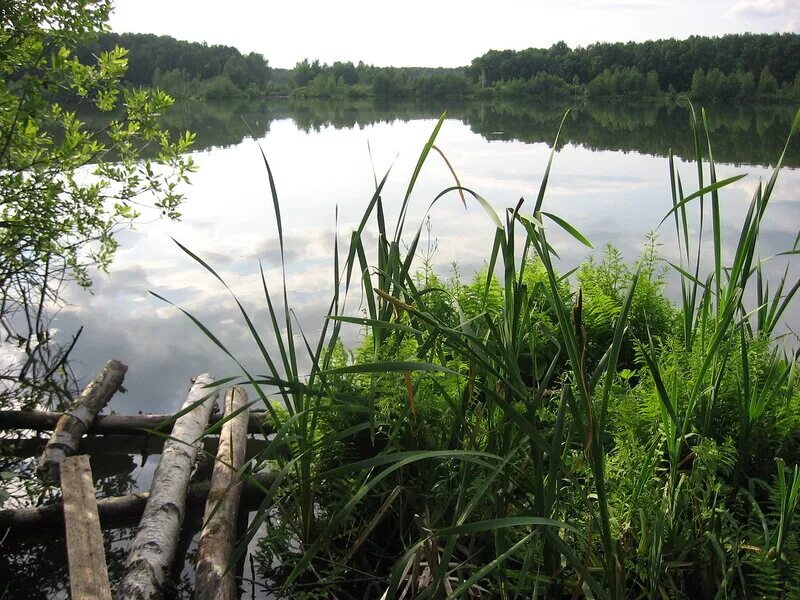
(79, 32, 800, 102)
(468, 33, 800, 101)
(287, 59, 471, 99)
(76, 33, 274, 99)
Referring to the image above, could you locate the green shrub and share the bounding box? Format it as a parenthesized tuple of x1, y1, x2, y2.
(200, 75, 246, 100)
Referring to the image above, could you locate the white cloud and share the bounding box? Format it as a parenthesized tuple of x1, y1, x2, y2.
(730, 0, 786, 18)
(582, 0, 670, 10)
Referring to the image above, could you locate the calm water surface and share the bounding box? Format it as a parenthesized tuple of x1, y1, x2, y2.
(7, 98, 800, 598)
(58, 99, 800, 415)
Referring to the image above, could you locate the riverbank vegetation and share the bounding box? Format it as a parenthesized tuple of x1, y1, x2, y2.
(163, 105, 800, 598)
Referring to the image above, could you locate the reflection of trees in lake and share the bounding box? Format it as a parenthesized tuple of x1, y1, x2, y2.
(462, 100, 800, 168)
(0, 453, 137, 598)
(156, 98, 471, 140)
(141, 98, 800, 169)
(0, 525, 151, 599)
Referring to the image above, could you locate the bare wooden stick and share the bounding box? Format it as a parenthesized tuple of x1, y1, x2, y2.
(0, 471, 275, 533)
(118, 373, 218, 600)
(37, 359, 127, 482)
(0, 409, 274, 435)
(61, 455, 112, 600)
(195, 386, 250, 600)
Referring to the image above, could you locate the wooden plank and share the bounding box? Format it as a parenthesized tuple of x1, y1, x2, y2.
(37, 359, 128, 482)
(61, 455, 112, 600)
(195, 386, 250, 600)
(118, 373, 219, 599)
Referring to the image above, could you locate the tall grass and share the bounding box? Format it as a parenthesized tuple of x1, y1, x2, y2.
(158, 104, 800, 598)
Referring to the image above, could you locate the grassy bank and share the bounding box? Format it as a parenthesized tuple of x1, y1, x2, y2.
(168, 105, 800, 599)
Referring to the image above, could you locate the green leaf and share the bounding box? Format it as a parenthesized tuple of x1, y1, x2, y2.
(541, 211, 593, 249)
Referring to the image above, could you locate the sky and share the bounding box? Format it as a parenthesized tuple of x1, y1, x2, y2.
(109, 0, 799, 69)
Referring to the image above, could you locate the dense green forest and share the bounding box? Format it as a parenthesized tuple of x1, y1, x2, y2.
(82, 31, 800, 101)
(469, 33, 800, 100)
(76, 33, 470, 100)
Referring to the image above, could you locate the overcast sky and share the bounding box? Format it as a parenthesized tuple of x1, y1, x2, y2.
(109, 0, 799, 68)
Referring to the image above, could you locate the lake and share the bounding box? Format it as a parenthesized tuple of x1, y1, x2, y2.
(5, 97, 800, 597)
(57, 98, 799, 414)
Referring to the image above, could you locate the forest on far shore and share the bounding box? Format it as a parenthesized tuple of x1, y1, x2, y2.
(79, 31, 800, 101)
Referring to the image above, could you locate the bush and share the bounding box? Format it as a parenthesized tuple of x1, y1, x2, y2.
(200, 75, 246, 100)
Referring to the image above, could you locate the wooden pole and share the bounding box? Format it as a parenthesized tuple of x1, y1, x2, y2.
(4, 433, 274, 460)
(61, 455, 112, 600)
(37, 359, 127, 482)
(0, 471, 275, 533)
(118, 373, 218, 600)
(195, 386, 250, 600)
(0, 409, 274, 435)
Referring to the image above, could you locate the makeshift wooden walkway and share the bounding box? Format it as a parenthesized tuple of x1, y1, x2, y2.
(0, 360, 275, 600)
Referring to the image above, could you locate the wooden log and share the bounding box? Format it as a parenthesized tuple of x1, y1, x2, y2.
(60, 455, 112, 600)
(195, 386, 250, 600)
(118, 373, 218, 600)
(3, 434, 274, 460)
(37, 359, 128, 482)
(0, 409, 274, 435)
(0, 471, 275, 533)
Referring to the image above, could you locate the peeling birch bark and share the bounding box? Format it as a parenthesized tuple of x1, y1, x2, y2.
(37, 359, 127, 482)
(118, 373, 218, 600)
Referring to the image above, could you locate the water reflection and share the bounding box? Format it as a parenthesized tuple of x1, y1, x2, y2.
(56, 98, 800, 411)
(151, 98, 800, 168)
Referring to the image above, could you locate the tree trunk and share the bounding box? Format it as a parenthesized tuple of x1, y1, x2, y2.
(0, 409, 273, 435)
(37, 359, 127, 481)
(195, 386, 250, 600)
(0, 471, 275, 533)
(117, 373, 218, 600)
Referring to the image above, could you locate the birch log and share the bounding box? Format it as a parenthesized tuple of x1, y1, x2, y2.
(37, 359, 127, 481)
(195, 386, 250, 600)
(118, 374, 218, 600)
